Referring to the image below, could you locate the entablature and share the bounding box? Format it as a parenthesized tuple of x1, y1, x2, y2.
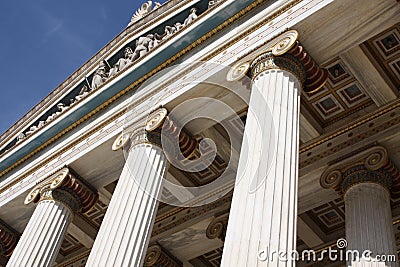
(0, 0, 335, 207)
(0, 0, 262, 173)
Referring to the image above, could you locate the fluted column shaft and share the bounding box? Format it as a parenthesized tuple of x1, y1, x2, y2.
(345, 183, 397, 266)
(7, 200, 71, 267)
(86, 133, 168, 267)
(221, 57, 301, 266)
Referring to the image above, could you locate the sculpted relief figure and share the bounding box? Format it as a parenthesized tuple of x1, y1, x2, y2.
(175, 22, 184, 31)
(45, 113, 56, 123)
(25, 104, 65, 138)
(25, 125, 38, 137)
(75, 85, 90, 101)
(127, 6, 198, 64)
(183, 8, 198, 26)
(57, 103, 68, 113)
(160, 9, 196, 41)
(91, 61, 109, 90)
(25, 121, 45, 137)
(112, 47, 135, 77)
(16, 132, 25, 144)
(45, 103, 68, 123)
(148, 34, 162, 50)
(163, 25, 177, 40)
(108, 65, 118, 78)
(37, 121, 45, 128)
(132, 35, 153, 60)
(70, 85, 90, 105)
(208, 0, 222, 8)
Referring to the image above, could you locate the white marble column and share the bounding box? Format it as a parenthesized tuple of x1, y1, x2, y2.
(221, 53, 303, 266)
(321, 146, 399, 266)
(7, 200, 71, 267)
(86, 114, 169, 267)
(7, 168, 97, 267)
(222, 30, 328, 266)
(345, 181, 397, 266)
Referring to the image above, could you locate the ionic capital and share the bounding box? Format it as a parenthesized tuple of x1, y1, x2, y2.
(206, 213, 229, 242)
(320, 146, 400, 197)
(228, 30, 328, 93)
(112, 108, 198, 159)
(24, 167, 98, 213)
(0, 219, 19, 257)
(250, 52, 306, 85)
(144, 244, 182, 267)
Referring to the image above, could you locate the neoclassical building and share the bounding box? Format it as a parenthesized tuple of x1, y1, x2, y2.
(0, 0, 399, 266)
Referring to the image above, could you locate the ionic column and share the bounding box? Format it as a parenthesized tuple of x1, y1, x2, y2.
(87, 108, 195, 267)
(221, 30, 328, 266)
(7, 167, 98, 267)
(321, 146, 399, 266)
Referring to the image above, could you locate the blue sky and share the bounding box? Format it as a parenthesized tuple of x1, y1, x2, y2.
(0, 0, 159, 135)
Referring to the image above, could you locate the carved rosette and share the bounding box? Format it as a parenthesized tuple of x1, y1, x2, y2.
(206, 213, 229, 242)
(115, 108, 198, 160)
(144, 244, 182, 267)
(0, 219, 19, 257)
(320, 146, 400, 197)
(24, 167, 98, 214)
